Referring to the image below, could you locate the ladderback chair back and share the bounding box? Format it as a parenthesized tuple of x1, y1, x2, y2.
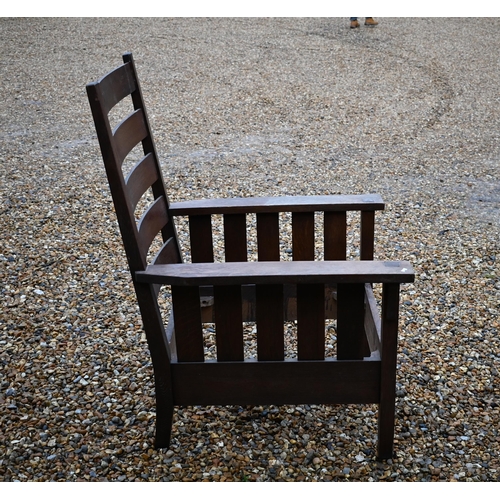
(87, 52, 182, 274)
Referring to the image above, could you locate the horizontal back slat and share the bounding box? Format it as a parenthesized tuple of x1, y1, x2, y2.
(153, 237, 182, 265)
(126, 153, 159, 210)
(95, 62, 136, 115)
(138, 196, 169, 257)
(113, 108, 148, 166)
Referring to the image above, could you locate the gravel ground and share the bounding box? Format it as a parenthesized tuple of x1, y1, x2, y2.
(1, 17, 500, 482)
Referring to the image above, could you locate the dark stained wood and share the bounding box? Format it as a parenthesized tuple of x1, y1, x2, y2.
(297, 284, 325, 360)
(137, 196, 169, 257)
(292, 212, 315, 261)
(360, 210, 375, 261)
(214, 285, 244, 361)
(336, 283, 366, 360)
(223, 214, 247, 262)
(189, 214, 214, 263)
(93, 61, 136, 115)
(257, 212, 280, 261)
(113, 109, 148, 166)
(324, 211, 347, 260)
(171, 285, 204, 362)
(171, 359, 381, 405)
(88, 52, 411, 460)
(256, 284, 284, 361)
(136, 260, 415, 286)
(170, 194, 385, 216)
(152, 237, 181, 265)
(364, 283, 381, 353)
(377, 283, 401, 459)
(126, 153, 159, 210)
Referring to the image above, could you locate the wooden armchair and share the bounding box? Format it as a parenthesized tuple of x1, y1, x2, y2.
(86, 52, 414, 460)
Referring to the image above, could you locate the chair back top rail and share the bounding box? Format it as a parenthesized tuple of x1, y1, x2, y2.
(136, 260, 415, 286)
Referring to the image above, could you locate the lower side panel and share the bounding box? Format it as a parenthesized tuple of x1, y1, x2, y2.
(171, 359, 381, 406)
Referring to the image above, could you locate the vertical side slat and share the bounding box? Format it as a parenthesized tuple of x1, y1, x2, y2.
(336, 283, 366, 360)
(297, 284, 325, 360)
(214, 285, 244, 361)
(189, 215, 214, 263)
(292, 212, 315, 261)
(377, 283, 401, 459)
(360, 211, 375, 260)
(224, 214, 247, 262)
(257, 213, 280, 261)
(171, 286, 204, 362)
(324, 211, 347, 260)
(256, 285, 284, 361)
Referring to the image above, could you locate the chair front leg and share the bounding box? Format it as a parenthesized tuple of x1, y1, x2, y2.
(377, 282, 401, 460)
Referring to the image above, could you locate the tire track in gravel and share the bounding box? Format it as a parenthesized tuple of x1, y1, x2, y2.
(305, 25, 456, 143)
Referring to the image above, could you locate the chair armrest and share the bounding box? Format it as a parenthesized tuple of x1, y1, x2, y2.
(168, 194, 384, 216)
(135, 260, 414, 286)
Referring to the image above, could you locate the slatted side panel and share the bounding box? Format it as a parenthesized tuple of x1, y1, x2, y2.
(257, 213, 280, 261)
(172, 285, 204, 362)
